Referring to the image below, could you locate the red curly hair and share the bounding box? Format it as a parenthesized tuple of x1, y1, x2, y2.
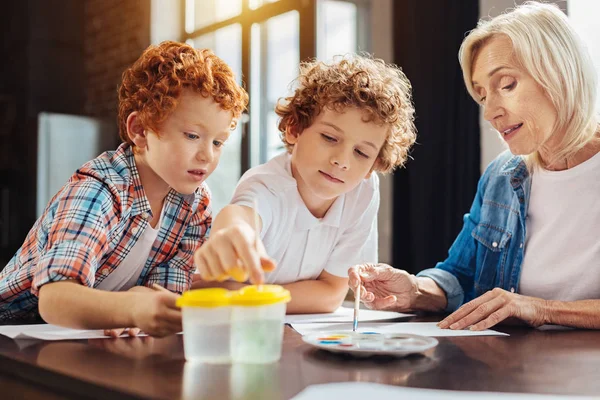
(276, 54, 416, 173)
(118, 41, 248, 144)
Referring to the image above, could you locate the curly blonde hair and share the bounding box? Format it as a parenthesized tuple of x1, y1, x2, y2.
(118, 41, 248, 145)
(275, 54, 416, 173)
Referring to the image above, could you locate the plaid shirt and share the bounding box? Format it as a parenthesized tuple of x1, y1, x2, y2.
(0, 144, 211, 322)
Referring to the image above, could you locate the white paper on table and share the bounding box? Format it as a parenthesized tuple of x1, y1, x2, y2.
(292, 382, 596, 400)
(290, 321, 509, 337)
(285, 306, 413, 324)
(0, 324, 147, 341)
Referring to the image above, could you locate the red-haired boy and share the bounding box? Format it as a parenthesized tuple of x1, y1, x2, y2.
(0, 41, 248, 336)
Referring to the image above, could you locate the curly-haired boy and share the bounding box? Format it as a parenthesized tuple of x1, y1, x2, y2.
(193, 54, 416, 313)
(0, 41, 248, 335)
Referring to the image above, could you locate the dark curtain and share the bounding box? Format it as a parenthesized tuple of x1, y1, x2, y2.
(392, 1, 480, 274)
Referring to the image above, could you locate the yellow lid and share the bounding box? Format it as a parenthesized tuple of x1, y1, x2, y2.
(230, 285, 291, 306)
(176, 288, 232, 308)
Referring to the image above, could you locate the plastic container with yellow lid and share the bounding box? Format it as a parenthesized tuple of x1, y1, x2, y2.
(230, 285, 291, 364)
(177, 288, 232, 364)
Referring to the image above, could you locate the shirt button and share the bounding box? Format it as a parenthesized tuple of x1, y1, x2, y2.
(510, 287, 515, 293)
(141, 212, 149, 219)
(492, 241, 498, 248)
(102, 268, 110, 276)
(519, 243, 523, 248)
(131, 227, 140, 235)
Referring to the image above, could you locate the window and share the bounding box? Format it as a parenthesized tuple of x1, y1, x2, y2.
(181, 0, 370, 213)
(250, 11, 300, 165)
(187, 23, 243, 213)
(569, 0, 600, 112)
(317, 0, 369, 61)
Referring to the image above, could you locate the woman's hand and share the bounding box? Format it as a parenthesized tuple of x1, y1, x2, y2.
(438, 288, 549, 331)
(348, 263, 419, 311)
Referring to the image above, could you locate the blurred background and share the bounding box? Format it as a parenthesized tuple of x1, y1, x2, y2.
(0, 0, 597, 274)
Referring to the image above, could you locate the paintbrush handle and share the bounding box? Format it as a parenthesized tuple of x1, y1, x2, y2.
(253, 197, 264, 291)
(353, 282, 360, 331)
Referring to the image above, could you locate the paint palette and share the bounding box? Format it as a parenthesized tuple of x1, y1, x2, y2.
(302, 331, 438, 357)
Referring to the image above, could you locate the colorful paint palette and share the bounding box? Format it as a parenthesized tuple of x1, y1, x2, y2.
(302, 331, 438, 357)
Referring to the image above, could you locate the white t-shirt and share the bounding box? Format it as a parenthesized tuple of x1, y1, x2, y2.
(96, 207, 165, 292)
(519, 151, 600, 301)
(231, 152, 379, 284)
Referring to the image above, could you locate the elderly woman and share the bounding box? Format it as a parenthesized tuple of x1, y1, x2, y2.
(350, 1, 600, 330)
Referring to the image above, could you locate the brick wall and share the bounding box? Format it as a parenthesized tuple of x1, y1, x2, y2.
(0, 0, 87, 261)
(0, 0, 152, 262)
(84, 0, 151, 125)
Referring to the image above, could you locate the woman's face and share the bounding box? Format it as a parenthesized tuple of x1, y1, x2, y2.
(471, 35, 561, 157)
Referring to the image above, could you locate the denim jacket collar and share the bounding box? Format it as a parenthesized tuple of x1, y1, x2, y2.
(499, 155, 530, 188)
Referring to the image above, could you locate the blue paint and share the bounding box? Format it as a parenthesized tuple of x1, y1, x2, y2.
(361, 332, 380, 335)
(319, 340, 342, 344)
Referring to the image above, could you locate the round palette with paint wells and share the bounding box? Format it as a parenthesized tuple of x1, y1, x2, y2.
(302, 331, 438, 357)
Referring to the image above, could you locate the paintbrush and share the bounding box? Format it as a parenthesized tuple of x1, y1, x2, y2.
(253, 197, 263, 291)
(353, 280, 360, 332)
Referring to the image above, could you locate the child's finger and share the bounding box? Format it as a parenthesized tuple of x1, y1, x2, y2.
(260, 257, 276, 272)
(105, 328, 125, 337)
(203, 246, 227, 281)
(214, 243, 239, 279)
(194, 252, 213, 281)
(231, 235, 262, 284)
(196, 252, 217, 281)
(228, 264, 249, 282)
(248, 261, 264, 285)
(128, 328, 141, 337)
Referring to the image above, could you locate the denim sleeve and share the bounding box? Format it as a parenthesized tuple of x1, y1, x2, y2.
(416, 170, 489, 312)
(417, 268, 463, 312)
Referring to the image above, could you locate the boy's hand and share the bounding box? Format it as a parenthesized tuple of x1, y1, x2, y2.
(193, 222, 276, 285)
(130, 291, 183, 337)
(102, 286, 154, 338)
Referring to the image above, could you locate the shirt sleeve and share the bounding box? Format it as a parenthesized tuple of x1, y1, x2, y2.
(325, 176, 380, 277)
(143, 190, 212, 294)
(31, 178, 117, 296)
(230, 176, 277, 237)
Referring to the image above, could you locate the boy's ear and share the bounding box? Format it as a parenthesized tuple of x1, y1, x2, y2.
(284, 125, 299, 145)
(126, 112, 148, 149)
(365, 158, 381, 179)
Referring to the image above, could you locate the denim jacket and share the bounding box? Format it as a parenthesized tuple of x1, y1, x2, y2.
(417, 151, 531, 312)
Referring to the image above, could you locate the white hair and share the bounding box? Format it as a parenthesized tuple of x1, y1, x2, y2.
(459, 1, 599, 168)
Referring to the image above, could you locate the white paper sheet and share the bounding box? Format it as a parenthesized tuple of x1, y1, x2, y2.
(292, 382, 595, 400)
(291, 321, 508, 337)
(285, 306, 413, 324)
(0, 324, 147, 341)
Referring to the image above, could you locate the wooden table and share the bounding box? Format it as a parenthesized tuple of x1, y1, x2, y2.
(1, 316, 599, 399)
